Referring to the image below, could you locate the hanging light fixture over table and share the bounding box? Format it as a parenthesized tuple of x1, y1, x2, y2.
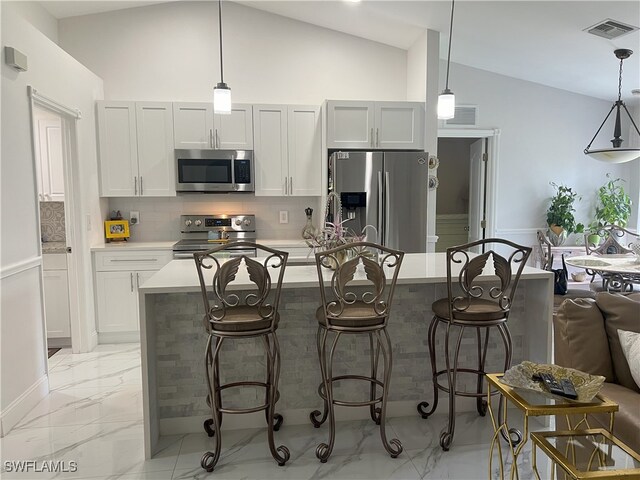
(438, 0, 456, 120)
(213, 0, 231, 114)
(584, 49, 640, 163)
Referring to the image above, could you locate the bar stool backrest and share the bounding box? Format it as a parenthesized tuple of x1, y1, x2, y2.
(315, 241, 404, 329)
(585, 225, 637, 255)
(446, 238, 532, 319)
(194, 242, 288, 334)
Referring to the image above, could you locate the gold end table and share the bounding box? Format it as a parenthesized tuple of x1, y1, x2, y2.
(531, 428, 640, 479)
(486, 373, 618, 480)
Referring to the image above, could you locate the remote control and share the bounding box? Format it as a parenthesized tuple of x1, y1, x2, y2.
(532, 373, 578, 399)
(538, 373, 565, 396)
(559, 378, 578, 400)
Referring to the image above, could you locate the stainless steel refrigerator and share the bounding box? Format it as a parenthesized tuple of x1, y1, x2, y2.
(330, 151, 429, 253)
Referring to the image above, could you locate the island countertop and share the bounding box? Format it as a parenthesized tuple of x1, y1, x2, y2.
(139, 253, 552, 293)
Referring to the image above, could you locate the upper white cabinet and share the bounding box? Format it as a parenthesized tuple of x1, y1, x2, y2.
(173, 102, 253, 149)
(97, 101, 175, 197)
(35, 117, 65, 202)
(326, 100, 424, 150)
(253, 105, 322, 197)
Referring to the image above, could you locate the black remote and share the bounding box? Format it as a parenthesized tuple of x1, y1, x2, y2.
(559, 378, 578, 400)
(532, 373, 578, 399)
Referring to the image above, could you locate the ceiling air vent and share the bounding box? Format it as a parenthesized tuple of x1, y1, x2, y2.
(585, 19, 638, 40)
(441, 105, 478, 127)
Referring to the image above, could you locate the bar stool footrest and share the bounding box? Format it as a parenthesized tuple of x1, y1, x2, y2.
(317, 375, 385, 407)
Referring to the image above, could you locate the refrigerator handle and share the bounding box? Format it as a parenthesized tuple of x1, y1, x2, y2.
(377, 171, 383, 244)
(384, 171, 390, 246)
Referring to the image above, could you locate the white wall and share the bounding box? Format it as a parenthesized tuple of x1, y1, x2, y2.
(1, 4, 104, 434)
(59, 1, 407, 103)
(3, 1, 59, 44)
(443, 61, 631, 245)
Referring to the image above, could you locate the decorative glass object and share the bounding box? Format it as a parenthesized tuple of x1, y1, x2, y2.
(301, 207, 317, 240)
(547, 227, 567, 246)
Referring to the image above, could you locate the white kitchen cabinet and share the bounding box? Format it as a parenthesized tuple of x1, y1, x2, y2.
(97, 101, 175, 197)
(173, 102, 253, 149)
(94, 250, 171, 341)
(326, 100, 424, 150)
(35, 118, 65, 202)
(253, 104, 322, 197)
(43, 257, 71, 339)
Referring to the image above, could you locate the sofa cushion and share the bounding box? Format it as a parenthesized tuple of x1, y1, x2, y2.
(596, 293, 640, 393)
(554, 298, 614, 381)
(618, 329, 640, 390)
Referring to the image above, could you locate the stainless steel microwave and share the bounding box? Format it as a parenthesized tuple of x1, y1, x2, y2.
(175, 149, 254, 193)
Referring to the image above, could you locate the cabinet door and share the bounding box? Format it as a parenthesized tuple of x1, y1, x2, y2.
(97, 101, 138, 197)
(375, 102, 425, 150)
(95, 271, 138, 333)
(326, 101, 375, 149)
(43, 269, 71, 338)
(213, 104, 253, 149)
(253, 105, 288, 196)
(173, 102, 214, 149)
(37, 118, 65, 201)
(288, 105, 322, 196)
(136, 102, 176, 197)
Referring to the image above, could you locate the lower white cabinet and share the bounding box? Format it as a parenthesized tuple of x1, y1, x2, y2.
(43, 263, 71, 339)
(94, 249, 171, 340)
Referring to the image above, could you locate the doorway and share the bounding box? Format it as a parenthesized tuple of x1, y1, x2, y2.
(30, 94, 81, 358)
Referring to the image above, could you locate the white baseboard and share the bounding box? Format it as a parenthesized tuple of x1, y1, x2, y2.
(0, 375, 48, 437)
(98, 331, 140, 344)
(47, 337, 71, 348)
(159, 398, 481, 436)
(89, 330, 99, 350)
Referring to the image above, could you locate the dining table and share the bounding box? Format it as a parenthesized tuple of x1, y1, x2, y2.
(565, 254, 640, 292)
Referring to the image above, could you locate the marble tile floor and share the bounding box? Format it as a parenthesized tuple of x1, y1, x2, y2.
(1, 344, 551, 480)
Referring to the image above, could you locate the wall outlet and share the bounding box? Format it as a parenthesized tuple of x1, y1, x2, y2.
(130, 211, 140, 225)
(279, 210, 289, 224)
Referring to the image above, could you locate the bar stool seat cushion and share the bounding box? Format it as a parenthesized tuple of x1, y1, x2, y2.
(432, 297, 507, 322)
(316, 302, 385, 328)
(208, 306, 278, 332)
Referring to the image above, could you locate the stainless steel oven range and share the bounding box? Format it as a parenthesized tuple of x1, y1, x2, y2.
(172, 214, 256, 259)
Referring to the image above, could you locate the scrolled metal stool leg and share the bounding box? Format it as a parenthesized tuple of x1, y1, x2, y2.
(264, 334, 284, 432)
(441, 323, 464, 451)
(315, 331, 341, 463)
(417, 315, 440, 418)
(476, 327, 490, 417)
(377, 328, 403, 458)
(496, 323, 522, 446)
(201, 336, 224, 472)
(369, 332, 382, 425)
(310, 327, 329, 428)
(263, 334, 289, 466)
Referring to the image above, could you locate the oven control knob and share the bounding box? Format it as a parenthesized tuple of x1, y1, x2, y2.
(185, 220, 192, 227)
(194, 220, 202, 227)
(235, 219, 242, 226)
(243, 218, 251, 227)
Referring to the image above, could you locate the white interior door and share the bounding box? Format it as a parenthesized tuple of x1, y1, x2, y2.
(37, 118, 65, 201)
(468, 139, 486, 247)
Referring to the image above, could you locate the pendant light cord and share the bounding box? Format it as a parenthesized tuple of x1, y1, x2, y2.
(617, 57, 623, 102)
(218, 0, 224, 84)
(444, 0, 455, 90)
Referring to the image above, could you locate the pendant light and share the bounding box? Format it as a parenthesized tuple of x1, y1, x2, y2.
(584, 49, 640, 164)
(438, 0, 456, 120)
(213, 0, 231, 114)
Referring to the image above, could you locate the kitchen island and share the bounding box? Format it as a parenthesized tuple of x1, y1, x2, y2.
(138, 253, 553, 458)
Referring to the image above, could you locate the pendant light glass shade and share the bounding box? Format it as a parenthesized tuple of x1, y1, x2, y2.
(213, 82, 231, 114)
(438, 89, 455, 120)
(584, 49, 640, 164)
(213, 0, 231, 115)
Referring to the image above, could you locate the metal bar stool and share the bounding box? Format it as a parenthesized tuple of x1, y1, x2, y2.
(194, 242, 290, 472)
(310, 241, 405, 462)
(416, 238, 532, 451)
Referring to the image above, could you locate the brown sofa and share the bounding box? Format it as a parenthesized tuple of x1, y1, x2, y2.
(554, 292, 640, 452)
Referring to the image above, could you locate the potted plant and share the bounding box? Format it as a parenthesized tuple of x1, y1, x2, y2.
(586, 175, 632, 246)
(546, 182, 584, 246)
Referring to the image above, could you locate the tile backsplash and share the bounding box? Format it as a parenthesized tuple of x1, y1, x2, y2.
(40, 201, 66, 242)
(108, 196, 324, 242)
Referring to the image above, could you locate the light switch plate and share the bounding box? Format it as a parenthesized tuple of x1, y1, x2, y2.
(279, 211, 289, 224)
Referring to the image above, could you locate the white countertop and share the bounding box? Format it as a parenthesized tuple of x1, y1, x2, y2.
(258, 239, 309, 248)
(91, 241, 176, 252)
(139, 253, 551, 293)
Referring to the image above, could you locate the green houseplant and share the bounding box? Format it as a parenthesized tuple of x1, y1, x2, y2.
(546, 182, 584, 246)
(587, 175, 632, 245)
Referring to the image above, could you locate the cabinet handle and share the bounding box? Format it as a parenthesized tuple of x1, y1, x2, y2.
(215, 129, 219, 149)
(209, 129, 214, 148)
(134, 176, 138, 195)
(140, 176, 143, 196)
(289, 177, 293, 195)
(370, 128, 374, 148)
(284, 177, 288, 195)
(130, 272, 134, 293)
(376, 128, 379, 147)
(110, 258, 158, 262)
(136, 272, 140, 289)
